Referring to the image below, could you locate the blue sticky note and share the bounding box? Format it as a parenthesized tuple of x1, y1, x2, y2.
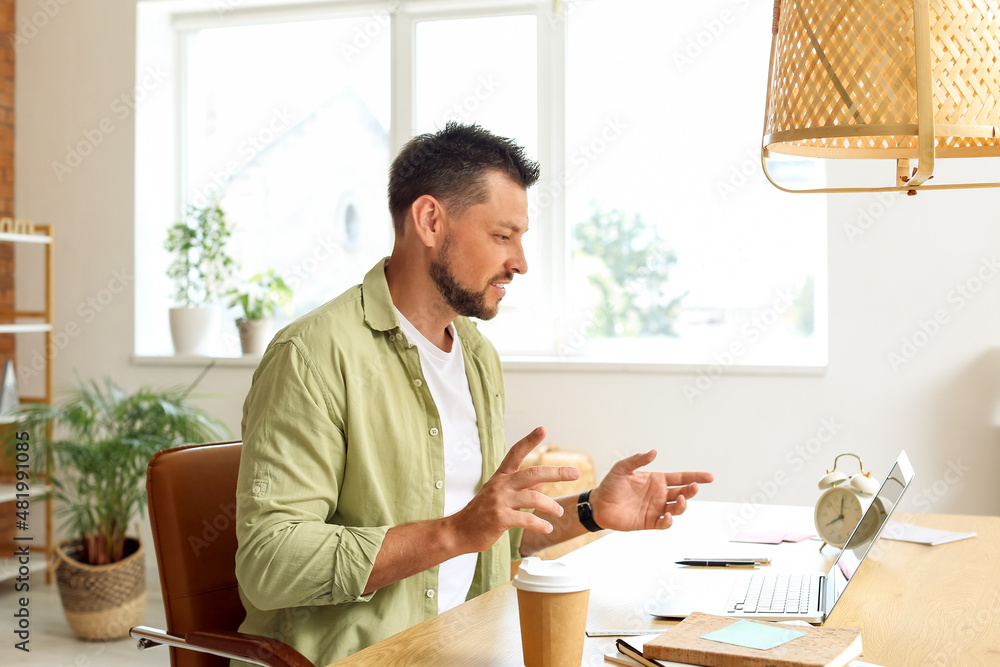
(700, 620, 807, 651)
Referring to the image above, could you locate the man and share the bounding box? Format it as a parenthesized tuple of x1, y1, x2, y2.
(234, 123, 714, 665)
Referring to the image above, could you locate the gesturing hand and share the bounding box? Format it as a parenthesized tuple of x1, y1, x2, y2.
(448, 427, 580, 553)
(589, 450, 714, 532)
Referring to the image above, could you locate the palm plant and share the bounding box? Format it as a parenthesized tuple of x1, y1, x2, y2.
(15, 366, 229, 565)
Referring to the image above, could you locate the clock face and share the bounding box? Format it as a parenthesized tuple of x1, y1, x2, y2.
(847, 497, 885, 549)
(814, 486, 864, 547)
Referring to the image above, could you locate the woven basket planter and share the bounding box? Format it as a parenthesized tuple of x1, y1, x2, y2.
(54, 537, 146, 640)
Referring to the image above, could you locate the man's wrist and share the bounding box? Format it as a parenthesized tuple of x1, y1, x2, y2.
(435, 513, 466, 559)
(576, 489, 603, 532)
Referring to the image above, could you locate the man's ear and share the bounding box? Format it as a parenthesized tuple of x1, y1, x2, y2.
(409, 195, 446, 248)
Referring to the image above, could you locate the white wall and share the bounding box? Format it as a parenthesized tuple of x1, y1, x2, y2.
(16, 0, 1000, 528)
(505, 168, 1000, 517)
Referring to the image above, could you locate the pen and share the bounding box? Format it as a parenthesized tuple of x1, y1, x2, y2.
(683, 557, 771, 564)
(675, 560, 759, 568)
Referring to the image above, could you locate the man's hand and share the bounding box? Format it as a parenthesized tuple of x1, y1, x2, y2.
(589, 449, 714, 531)
(446, 426, 580, 553)
(366, 427, 576, 594)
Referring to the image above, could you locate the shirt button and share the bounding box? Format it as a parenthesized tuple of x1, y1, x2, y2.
(435, 480, 444, 489)
(414, 379, 423, 388)
(429, 427, 439, 436)
(426, 589, 435, 598)
(388, 334, 395, 341)
(251, 485, 260, 494)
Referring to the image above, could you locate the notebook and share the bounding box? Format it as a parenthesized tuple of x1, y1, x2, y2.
(644, 612, 862, 666)
(651, 450, 914, 623)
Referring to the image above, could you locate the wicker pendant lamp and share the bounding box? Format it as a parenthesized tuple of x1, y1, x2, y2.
(762, 0, 1000, 194)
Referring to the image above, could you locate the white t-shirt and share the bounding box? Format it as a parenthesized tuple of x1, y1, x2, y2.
(395, 309, 483, 613)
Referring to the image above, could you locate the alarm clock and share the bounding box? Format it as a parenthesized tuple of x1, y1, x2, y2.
(815, 453, 882, 551)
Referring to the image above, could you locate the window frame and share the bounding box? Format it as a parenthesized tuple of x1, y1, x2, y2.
(133, 0, 827, 373)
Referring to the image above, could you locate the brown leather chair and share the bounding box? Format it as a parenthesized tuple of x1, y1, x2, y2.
(130, 441, 312, 667)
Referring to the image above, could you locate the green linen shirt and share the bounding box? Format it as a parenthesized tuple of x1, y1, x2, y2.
(234, 259, 521, 666)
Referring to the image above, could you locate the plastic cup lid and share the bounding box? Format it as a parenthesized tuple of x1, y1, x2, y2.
(512, 557, 591, 593)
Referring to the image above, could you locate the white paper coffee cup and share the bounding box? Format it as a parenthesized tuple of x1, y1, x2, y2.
(513, 558, 591, 667)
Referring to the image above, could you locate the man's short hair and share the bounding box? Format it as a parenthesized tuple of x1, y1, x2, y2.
(387, 122, 541, 236)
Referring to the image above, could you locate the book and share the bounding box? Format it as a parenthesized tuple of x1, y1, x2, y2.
(605, 649, 659, 667)
(643, 612, 862, 667)
(0, 360, 19, 417)
(605, 636, 665, 667)
(605, 654, 883, 667)
(605, 653, 884, 667)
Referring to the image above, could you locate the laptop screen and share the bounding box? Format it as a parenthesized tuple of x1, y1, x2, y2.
(824, 450, 914, 616)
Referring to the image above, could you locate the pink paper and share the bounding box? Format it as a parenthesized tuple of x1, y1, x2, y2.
(781, 531, 817, 543)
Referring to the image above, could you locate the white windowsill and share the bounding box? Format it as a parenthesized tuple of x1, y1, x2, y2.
(132, 354, 263, 368)
(501, 357, 826, 375)
(132, 353, 826, 376)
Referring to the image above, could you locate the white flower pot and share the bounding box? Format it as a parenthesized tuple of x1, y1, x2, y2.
(235, 318, 273, 356)
(169, 306, 219, 356)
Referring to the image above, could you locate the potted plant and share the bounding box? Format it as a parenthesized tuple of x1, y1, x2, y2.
(227, 268, 294, 355)
(164, 200, 237, 355)
(14, 367, 229, 640)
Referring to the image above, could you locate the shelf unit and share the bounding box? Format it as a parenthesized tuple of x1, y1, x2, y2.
(0, 225, 54, 584)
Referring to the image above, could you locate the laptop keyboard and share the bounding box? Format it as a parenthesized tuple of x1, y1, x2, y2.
(726, 572, 819, 615)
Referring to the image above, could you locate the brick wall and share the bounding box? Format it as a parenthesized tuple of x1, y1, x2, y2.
(0, 0, 13, 504)
(0, 0, 13, 365)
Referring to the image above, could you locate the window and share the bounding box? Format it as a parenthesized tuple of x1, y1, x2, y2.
(184, 16, 392, 316)
(555, 0, 827, 366)
(412, 11, 551, 354)
(135, 0, 826, 367)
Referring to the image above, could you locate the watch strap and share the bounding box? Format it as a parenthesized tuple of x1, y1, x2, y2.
(577, 489, 603, 532)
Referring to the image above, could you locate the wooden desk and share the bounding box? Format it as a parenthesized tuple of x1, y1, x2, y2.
(330, 502, 1000, 667)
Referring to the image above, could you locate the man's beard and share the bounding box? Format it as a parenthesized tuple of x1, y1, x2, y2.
(429, 236, 512, 321)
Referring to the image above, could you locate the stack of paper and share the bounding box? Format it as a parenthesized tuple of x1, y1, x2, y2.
(881, 521, 977, 546)
(729, 530, 816, 544)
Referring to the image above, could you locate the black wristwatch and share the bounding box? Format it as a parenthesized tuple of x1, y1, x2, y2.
(576, 489, 603, 532)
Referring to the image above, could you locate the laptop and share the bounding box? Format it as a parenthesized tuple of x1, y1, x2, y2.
(651, 450, 914, 623)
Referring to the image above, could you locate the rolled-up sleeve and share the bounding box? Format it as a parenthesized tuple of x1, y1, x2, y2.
(235, 339, 389, 610)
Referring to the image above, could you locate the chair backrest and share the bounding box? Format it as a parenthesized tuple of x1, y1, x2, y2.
(147, 441, 245, 667)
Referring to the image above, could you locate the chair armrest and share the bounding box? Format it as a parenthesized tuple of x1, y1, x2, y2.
(186, 629, 314, 667)
(130, 626, 313, 667)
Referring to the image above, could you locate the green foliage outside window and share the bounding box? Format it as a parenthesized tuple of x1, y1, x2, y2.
(789, 275, 815, 337)
(573, 204, 687, 338)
